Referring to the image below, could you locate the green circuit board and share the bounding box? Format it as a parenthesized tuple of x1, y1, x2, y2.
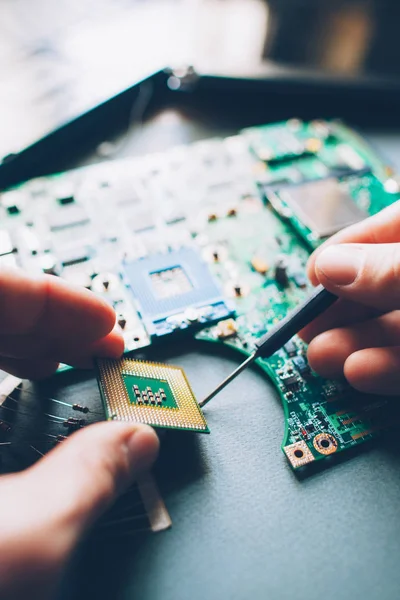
(1, 117, 399, 469)
(197, 119, 400, 468)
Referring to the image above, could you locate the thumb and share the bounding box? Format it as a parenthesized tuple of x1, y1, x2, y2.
(0, 422, 159, 567)
(314, 243, 400, 311)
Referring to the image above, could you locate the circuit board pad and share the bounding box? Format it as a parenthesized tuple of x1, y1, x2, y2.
(2, 118, 400, 468)
(97, 358, 209, 433)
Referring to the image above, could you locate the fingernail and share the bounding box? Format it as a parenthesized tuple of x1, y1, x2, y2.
(126, 426, 159, 473)
(316, 245, 363, 286)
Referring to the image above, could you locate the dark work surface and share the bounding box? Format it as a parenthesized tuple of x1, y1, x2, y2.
(3, 110, 400, 600)
(66, 115, 400, 600)
(61, 345, 400, 600)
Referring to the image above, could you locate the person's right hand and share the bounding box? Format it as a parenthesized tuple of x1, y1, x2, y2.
(300, 200, 400, 395)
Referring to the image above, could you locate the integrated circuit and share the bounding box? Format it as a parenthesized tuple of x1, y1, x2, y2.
(249, 121, 314, 166)
(96, 357, 209, 433)
(292, 355, 311, 378)
(49, 205, 90, 232)
(278, 177, 368, 239)
(122, 247, 235, 340)
(283, 340, 297, 357)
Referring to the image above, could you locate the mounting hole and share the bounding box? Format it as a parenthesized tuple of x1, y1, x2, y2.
(133, 337, 140, 342)
(313, 433, 338, 455)
(294, 449, 304, 458)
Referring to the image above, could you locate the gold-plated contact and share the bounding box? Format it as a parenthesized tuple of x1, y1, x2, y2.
(216, 318, 238, 339)
(283, 441, 315, 468)
(251, 256, 269, 275)
(97, 358, 209, 432)
(305, 138, 322, 153)
(341, 415, 363, 425)
(313, 432, 338, 455)
(351, 430, 373, 441)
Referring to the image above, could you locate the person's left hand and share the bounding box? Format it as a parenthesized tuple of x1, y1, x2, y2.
(0, 268, 124, 378)
(0, 268, 160, 600)
(0, 421, 159, 600)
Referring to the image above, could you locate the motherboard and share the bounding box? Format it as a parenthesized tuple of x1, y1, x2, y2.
(1, 118, 399, 470)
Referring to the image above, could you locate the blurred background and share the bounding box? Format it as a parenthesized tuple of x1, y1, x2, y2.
(1, 0, 400, 161)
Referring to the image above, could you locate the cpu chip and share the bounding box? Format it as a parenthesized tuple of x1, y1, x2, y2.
(280, 178, 368, 238)
(97, 357, 209, 433)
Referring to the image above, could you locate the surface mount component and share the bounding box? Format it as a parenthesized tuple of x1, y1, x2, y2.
(49, 205, 90, 232)
(279, 177, 368, 239)
(97, 357, 209, 433)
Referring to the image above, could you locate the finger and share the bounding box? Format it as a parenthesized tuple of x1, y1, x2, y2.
(0, 268, 116, 341)
(299, 298, 381, 343)
(89, 327, 125, 358)
(307, 311, 400, 380)
(311, 243, 400, 312)
(0, 423, 159, 551)
(344, 346, 400, 395)
(62, 329, 125, 369)
(0, 328, 124, 365)
(0, 357, 59, 379)
(307, 199, 400, 284)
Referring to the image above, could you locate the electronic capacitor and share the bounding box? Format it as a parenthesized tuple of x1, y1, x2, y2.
(274, 255, 289, 287)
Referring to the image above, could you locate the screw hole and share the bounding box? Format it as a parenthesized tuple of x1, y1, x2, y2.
(294, 449, 304, 458)
(320, 439, 330, 448)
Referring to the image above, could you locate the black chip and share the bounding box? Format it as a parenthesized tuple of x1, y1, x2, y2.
(266, 152, 313, 167)
(49, 206, 90, 231)
(328, 166, 372, 179)
(60, 247, 90, 267)
(283, 340, 297, 357)
(281, 374, 299, 387)
(292, 356, 310, 377)
(58, 195, 75, 205)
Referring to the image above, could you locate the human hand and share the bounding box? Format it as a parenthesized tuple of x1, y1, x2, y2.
(0, 421, 159, 600)
(0, 268, 124, 378)
(300, 200, 400, 395)
(0, 268, 160, 599)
